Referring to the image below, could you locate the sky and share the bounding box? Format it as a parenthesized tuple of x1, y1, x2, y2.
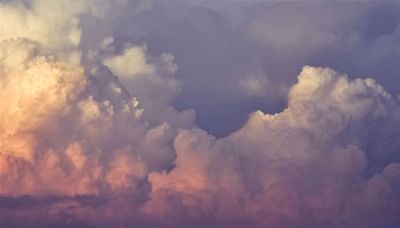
(0, 0, 399, 227)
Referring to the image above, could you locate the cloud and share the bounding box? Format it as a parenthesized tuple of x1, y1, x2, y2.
(103, 45, 155, 78)
(0, 39, 85, 161)
(102, 44, 195, 127)
(238, 73, 287, 99)
(0, 0, 190, 197)
(143, 66, 400, 227)
(238, 74, 270, 98)
(1, 51, 400, 226)
(0, 0, 88, 63)
(0, 0, 399, 227)
(109, 1, 400, 136)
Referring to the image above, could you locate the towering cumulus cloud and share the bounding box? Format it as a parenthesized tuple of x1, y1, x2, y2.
(144, 66, 400, 227)
(0, 0, 399, 227)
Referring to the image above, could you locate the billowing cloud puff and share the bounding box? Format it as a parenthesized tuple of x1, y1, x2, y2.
(103, 45, 155, 78)
(102, 44, 195, 127)
(0, 0, 88, 63)
(0, 39, 85, 163)
(143, 66, 400, 227)
(0, 0, 399, 227)
(0, 0, 188, 197)
(2, 55, 400, 226)
(0, 38, 146, 196)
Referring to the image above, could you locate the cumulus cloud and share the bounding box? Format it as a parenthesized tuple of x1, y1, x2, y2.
(0, 0, 87, 63)
(103, 45, 154, 78)
(102, 44, 195, 127)
(0, 0, 399, 228)
(110, 1, 400, 136)
(0, 0, 189, 197)
(143, 66, 400, 227)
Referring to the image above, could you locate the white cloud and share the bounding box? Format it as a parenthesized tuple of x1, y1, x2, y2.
(103, 46, 154, 78)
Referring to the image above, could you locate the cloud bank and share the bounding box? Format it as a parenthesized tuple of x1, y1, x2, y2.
(0, 0, 399, 227)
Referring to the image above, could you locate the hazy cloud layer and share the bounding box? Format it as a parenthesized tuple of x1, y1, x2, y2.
(0, 0, 399, 227)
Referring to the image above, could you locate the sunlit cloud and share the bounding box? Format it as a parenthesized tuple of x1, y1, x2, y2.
(1, 0, 399, 227)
